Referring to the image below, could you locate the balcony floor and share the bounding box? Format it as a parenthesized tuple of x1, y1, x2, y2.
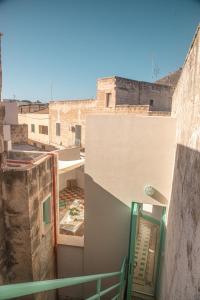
(59, 186, 84, 236)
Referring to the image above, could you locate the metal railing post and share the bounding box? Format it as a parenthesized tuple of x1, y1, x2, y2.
(96, 278, 101, 299)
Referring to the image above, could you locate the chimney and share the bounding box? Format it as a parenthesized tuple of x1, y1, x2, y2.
(0, 33, 3, 102)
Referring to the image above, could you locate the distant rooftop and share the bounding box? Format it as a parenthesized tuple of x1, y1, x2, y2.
(97, 75, 178, 88)
(32, 107, 49, 114)
(155, 68, 182, 87)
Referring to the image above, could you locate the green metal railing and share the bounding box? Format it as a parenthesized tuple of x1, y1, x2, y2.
(0, 258, 126, 300)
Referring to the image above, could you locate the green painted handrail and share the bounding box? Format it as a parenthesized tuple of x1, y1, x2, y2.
(0, 257, 127, 300)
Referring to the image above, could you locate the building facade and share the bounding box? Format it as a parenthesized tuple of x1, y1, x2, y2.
(19, 73, 178, 149)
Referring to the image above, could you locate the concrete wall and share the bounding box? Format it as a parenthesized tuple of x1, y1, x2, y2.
(57, 245, 84, 300)
(85, 115, 176, 207)
(84, 114, 176, 296)
(57, 147, 80, 161)
(4, 102, 18, 125)
(160, 26, 200, 300)
(18, 113, 50, 144)
(59, 167, 84, 191)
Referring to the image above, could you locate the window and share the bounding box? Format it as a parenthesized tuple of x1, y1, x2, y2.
(56, 123, 61, 136)
(31, 124, 35, 133)
(39, 125, 48, 135)
(41, 195, 51, 235)
(149, 99, 154, 106)
(106, 93, 112, 108)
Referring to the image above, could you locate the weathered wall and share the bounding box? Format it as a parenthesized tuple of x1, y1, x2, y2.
(0, 153, 56, 300)
(0, 103, 8, 284)
(84, 114, 176, 297)
(10, 124, 28, 144)
(27, 155, 56, 300)
(18, 113, 50, 144)
(2, 169, 33, 283)
(160, 26, 200, 300)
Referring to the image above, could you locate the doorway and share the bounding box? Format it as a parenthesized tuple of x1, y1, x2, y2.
(75, 125, 81, 146)
(127, 203, 166, 300)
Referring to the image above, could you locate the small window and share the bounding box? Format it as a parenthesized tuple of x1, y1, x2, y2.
(149, 99, 154, 106)
(56, 123, 61, 136)
(106, 93, 112, 107)
(39, 125, 48, 135)
(42, 196, 51, 225)
(31, 124, 35, 133)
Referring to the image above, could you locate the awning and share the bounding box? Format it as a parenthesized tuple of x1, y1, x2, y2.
(58, 158, 85, 174)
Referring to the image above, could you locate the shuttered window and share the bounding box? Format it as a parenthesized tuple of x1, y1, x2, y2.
(56, 123, 61, 136)
(39, 125, 48, 135)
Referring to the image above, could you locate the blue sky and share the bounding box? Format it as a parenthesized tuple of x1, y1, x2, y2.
(0, 0, 199, 101)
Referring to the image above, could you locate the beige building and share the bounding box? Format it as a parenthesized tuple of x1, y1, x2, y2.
(19, 73, 179, 149)
(18, 107, 50, 147)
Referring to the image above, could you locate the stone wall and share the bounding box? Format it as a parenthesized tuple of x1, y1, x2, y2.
(10, 124, 28, 144)
(2, 169, 33, 283)
(0, 153, 57, 299)
(160, 26, 200, 300)
(96, 76, 173, 112)
(28, 155, 56, 300)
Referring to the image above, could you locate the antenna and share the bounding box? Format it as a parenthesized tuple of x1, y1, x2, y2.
(50, 81, 53, 101)
(151, 54, 160, 81)
(0, 32, 3, 102)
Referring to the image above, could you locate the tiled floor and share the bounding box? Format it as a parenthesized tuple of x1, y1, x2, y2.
(59, 187, 84, 236)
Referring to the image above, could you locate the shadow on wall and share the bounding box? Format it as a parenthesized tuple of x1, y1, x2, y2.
(56, 174, 130, 300)
(160, 144, 200, 300)
(83, 174, 131, 299)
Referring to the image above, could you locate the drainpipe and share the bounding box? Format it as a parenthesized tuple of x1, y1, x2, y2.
(47, 152, 59, 300)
